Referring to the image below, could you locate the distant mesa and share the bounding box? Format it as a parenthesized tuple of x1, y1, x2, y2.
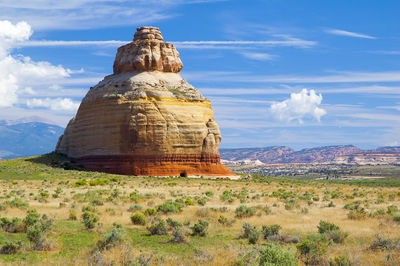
(55, 26, 234, 177)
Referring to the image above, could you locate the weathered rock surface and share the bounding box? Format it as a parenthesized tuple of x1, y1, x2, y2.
(56, 27, 233, 177)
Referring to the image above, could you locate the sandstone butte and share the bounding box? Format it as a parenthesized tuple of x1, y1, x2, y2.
(56, 26, 235, 177)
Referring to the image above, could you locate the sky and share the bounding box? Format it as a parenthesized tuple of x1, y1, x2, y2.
(0, 0, 399, 150)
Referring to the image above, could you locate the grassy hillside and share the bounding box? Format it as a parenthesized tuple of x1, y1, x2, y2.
(0, 154, 399, 265)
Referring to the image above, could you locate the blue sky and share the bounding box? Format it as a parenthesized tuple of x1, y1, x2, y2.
(0, 0, 399, 150)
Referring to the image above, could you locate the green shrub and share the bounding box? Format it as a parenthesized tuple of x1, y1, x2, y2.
(347, 208, 367, 220)
(75, 179, 87, 187)
(197, 198, 207, 206)
(241, 223, 257, 239)
(27, 215, 53, 250)
(185, 197, 195, 206)
(220, 190, 234, 202)
(205, 191, 214, 197)
(172, 227, 186, 243)
(191, 219, 209, 237)
(235, 205, 256, 218)
(369, 234, 399, 250)
(0, 241, 22, 254)
(82, 211, 99, 229)
(144, 208, 157, 216)
(387, 205, 399, 215)
(24, 209, 40, 227)
(127, 204, 143, 212)
(157, 200, 183, 213)
(69, 210, 77, 221)
(318, 221, 339, 234)
(0, 217, 25, 233)
(297, 234, 330, 265)
(258, 243, 298, 266)
(248, 227, 260, 244)
(262, 224, 281, 239)
(6, 198, 29, 209)
(96, 226, 125, 251)
(147, 220, 167, 235)
(130, 213, 146, 225)
(166, 217, 182, 228)
(329, 255, 355, 266)
(218, 215, 228, 225)
(393, 215, 400, 223)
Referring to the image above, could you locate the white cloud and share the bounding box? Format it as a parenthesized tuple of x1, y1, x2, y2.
(240, 52, 275, 61)
(0, 0, 225, 30)
(325, 29, 376, 39)
(0, 20, 74, 108)
(269, 89, 326, 123)
(26, 97, 80, 111)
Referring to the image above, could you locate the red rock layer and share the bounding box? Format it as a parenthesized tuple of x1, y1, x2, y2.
(72, 154, 233, 176)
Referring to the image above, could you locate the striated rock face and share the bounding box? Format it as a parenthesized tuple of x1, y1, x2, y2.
(56, 27, 234, 177)
(113, 27, 183, 74)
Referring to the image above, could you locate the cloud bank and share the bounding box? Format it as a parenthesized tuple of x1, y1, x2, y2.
(0, 20, 76, 111)
(269, 89, 326, 123)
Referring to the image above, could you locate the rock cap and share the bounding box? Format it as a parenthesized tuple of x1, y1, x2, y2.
(134, 26, 163, 41)
(113, 26, 183, 74)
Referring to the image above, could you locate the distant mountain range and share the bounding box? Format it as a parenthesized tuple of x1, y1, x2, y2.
(0, 118, 64, 160)
(0, 117, 399, 164)
(220, 145, 400, 164)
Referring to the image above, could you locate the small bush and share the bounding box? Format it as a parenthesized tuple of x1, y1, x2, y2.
(147, 220, 167, 235)
(369, 234, 400, 250)
(75, 179, 87, 187)
(191, 219, 209, 237)
(329, 255, 355, 266)
(258, 243, 298, 266)
(393, 215, 400, 223)
(197, 198, 207, 206)
(157, 200, 182, 214)
(205, 191, 214, 197)
(69, 210, 77, 221)
(347, 208, 367, 220)
(318, 221, 339, 234)
(248, 227, 260, 244)
(297, 234, 330, 265)
(96, 226, 125, 251)
(262, 224, 281, 239)
(82, 211, 99, 229)
(171, 227, 186, 243)
(235, 205, 256, 218)
(166, 217, 182, 229)
(27, 215, 53, 250)
(144, 208, 157, 216)
(0, 241, 22, 254)
(130, 213, 146, 225)
(185, 197, 195, 206)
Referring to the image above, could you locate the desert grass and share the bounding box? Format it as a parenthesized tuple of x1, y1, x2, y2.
(0, 155, 399, 265)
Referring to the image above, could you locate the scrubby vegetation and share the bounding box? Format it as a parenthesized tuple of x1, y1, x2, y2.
(0, 154, 399, 265)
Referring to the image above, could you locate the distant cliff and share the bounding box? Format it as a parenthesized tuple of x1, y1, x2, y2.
(220, 145, 400, 165)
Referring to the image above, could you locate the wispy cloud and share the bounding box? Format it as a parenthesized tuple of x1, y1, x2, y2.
(325, 29, 376, 39)
(184, 70, 400, 84)
(240, 52, 276, 61)
(0, 1, 218, 30)
(20, 38, 316, 49)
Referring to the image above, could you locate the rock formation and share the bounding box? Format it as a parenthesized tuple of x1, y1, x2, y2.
(56, 26, 234, 177)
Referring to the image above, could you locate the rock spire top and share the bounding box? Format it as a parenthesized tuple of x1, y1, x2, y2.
(134, 26, 163, 41)
(113, 26, 183, 74)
